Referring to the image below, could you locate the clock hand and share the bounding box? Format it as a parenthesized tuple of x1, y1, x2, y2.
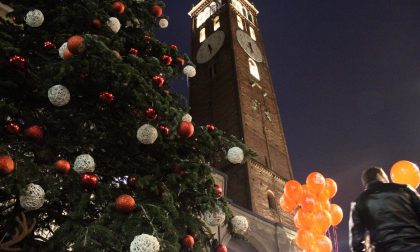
(207, 44, 213, 55)
(247, 41, 254, 53)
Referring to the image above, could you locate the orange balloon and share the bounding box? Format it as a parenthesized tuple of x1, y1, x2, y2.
(306, 172, 326, 194)
(312, 209, 332, 234)
(284, 180, 303, 204)
(324, 178, 337, 198)
(280, 194, 297, 213)
(295, 228, 315, 250)
(315, 235, 332, 252)
(301, 194, 316, 213)
(318, 187, 330, 202)
(330, 204, 343, 226)
(294, 208, 313, 229)
(390, 160, 420, 189)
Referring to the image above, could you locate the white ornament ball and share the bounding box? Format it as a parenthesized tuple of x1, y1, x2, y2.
(130, 234, 160, 252)
(25, 9, 44, 27)
(231, 215, 249, 235)
(48, 85, 71, 107)
(158, 18, 168, 28)
(203, 207, 226, 226)
(58, 43, 68, 59)
(181, 113, 192, 122)
(19, 183, 45, 211)
(183, 65, 196, 78)
(137, 124, 158, 144)
(73, 154, 96, 174)
(227, 147, 244, 164)
(107, 17, 121, 33)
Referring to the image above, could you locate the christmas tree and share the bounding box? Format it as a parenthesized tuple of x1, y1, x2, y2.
(0, 1, 252, 251)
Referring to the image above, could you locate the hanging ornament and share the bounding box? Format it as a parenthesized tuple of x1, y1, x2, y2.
(144, 35, 152, 41)
(24, 125, 43, 141)
(48, 85, 71, 107)
(107, 17, 121, 33)
(4, 121, 20, 134)
(73, 154, 95, 174)
(112, 1, 125, 14)
(9, 55, 27, 70)
(178, 121, 194, 139)
(152, 75, 165, 87)
(115, 194, 136, 213)
(0, 155, 14, 175)
(151, 5, 163, 17)
(80, 172, 98, 189)
(92, 18, 102, 28)
(181, 113, 192, 122)
(43, 41, 56, 49)
(227, 147, 244, 164)
(127, 175, 140, 188)
(58, 43, 69, 59)
(19, 183, 45, 211)
(231, 216, 249, 235)
(158, 124, 170, 135)
(182, 235, 195, 249)
(137, 124, 158, 144)
(25, 9, 44, 27)
(202, 207, 226, 226)
(55, 159, 71, 174)
(214, 184, 223, 199)
(206, 124, 216, 132)
(99, 91, 115, 104)
(216, 245, 228, 252)
(130, 234, 160, 252)
(170, 45, 178, 50)
(161, 54, 172, 65)
(67, 35, 85, 54)
(130, 48, 139, 56)
(183, 65, 196, 77)
(158, 18, 168, 28)
(177, 57, 185, 66)
(145, 107, 157, 120)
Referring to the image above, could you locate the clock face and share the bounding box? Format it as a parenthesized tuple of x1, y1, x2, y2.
(196, 30, 225, 64)
(236, 30, 263, 62)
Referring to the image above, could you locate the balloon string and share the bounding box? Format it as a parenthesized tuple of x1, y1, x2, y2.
(333, 225, 339, 252)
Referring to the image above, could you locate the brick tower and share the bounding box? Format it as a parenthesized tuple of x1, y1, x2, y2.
(188, 0, 294, 227)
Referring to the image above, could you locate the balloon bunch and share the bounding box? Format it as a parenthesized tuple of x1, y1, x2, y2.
(390, 160, 420, 189)
(280, 172, 342, 252)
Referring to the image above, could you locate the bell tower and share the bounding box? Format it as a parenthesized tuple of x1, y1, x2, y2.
(189, 0, 294, 226)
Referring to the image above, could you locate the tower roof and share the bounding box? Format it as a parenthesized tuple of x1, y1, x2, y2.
(188, 0, 258, 17)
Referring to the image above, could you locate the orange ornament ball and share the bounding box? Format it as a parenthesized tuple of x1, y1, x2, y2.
(55, 159, 71, 174)
(0, 155, 14, 175)
(112, 1, 125, 14)
(67, 35, 85, 54)
(63, 49, 73, 59)
(216, 245, 228, 252)
(182, 235, 195, 249)
(178, 121, 194, 139)
(115, 194, 136, 213)
(151, 5, 163, 17)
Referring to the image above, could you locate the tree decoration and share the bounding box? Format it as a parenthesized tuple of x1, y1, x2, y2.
(43, 41, 56, 49)
(107, 17, 121, 33)
(216, 244, 228, 252)
(25, 9, 44, 27)
(99, 91, 115, 104)
(0, 155, 14, 175)
(231, 215, 249, 235)
(170, 45, 178, 50)
(92, 18, 101, 28)
(54, 159, 71, 174)
(144, 35, 152, 41)
(4, 121, 20, 134)
(177, 57, 185, 66)
(73, 154, 95, 174)
(145, 107, 157, 119)
(158, 124, 170, 135)
(58, 43, 69, 59)
(206, 124, 216, 132)
(130, 48, 139, 56)
(227, 147, 244, 164)
(178, 121, 194, 139)
(112, 1, 125, 14)
(19, 183, 45, 211)
(9, 55, 27, 70)
(214, 184, 223, 199)
(137, 124, 158, 144)
(152, 75, 164, 87)
(151, 5, 163, 17)
(181, 113, 192, 122)
(183, 65, 196, 78)
(202, 207, 226, 226)
(115, 194, 136, 213)
(67, 35, 85, 54)
(80, 172, 98, 189)
(48, 85, 71, 107)
(130, 234, 160, 252)
(161, 54, 172, 65)
(127, 176, 139, 189)
(24, 125, 43, 141)
(182, 235, 194, 249)
(158, 18, 168, 28)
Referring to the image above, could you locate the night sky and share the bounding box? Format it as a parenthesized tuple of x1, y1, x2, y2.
(157, 1, 420, 251)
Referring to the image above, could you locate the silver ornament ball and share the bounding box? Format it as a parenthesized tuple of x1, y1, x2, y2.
(19, 183, 45, 211)
(183, 65, 196, 78)
(137, 124, 158, 144)
(73, 154, 96, 174)
(48, 85, 71, 107)
(130, 234, 160, 252)
(25, 9, 44, 27)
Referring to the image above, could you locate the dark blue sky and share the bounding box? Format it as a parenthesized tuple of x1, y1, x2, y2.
(157, 1, 420, 250)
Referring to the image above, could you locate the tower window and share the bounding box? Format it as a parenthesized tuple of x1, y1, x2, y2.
(267, 190, 278, 211)
(237, 15, 244, 30)
(249, 26, 256, 41)
(199, 28, 206, 43)
(249, 58, 260, 80)
(242, 7, 248, 19)
(249, 13, 254, 23)
(213, 16, 220, 31)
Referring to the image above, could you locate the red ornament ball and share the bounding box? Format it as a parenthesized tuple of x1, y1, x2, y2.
(4, 122, 20, 134)
(67, 35, 85, 54)
(99, 91, 115, 104)
(92, 18, 102, 28)
(152, 75, 165, 87)
(216, 244, 228, 252)
(214, 184, 223, 199)
(0, 155, 14, 175)
(43, 41, 56, 49)
(112, 1, 125, 14)
(80, 172, 98, 189)
(170, 44, 178, 50)
(151, 5, 163, 17)
(9, 55, 27, 70)
(127, 175, 139, 188)
(161, 54, 172, 65)
(178, 121, 194, 139)
(177, 57, 185, 66)
(159, 124, 170, 135)
(25, 125, 43, 141)
(145, 106, 157, 119)
(206, 124, 216, 132)
(129, 48, 139, 56)
(144, 35, 152, 41)
(115, 194, 136, 213)
(55, 159, 71, 174)
(182, 235, 195, 249)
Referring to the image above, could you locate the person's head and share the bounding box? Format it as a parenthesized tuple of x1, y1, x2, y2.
(361, 167, 389, 188)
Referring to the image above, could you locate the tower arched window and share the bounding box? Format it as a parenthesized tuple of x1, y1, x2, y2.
(214, 16, 220, 31)
(242, 7, 248, 19)
(249, 58, 260, 80)
(237, 15, 244, 30)
(249, 26, 256, 40)
(210, 1, 217, 14)
(267, 190, 278, 211)
(199, 28, 206, 43)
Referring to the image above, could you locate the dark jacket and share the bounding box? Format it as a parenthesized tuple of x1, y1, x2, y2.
(349, 181, 420, 252)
